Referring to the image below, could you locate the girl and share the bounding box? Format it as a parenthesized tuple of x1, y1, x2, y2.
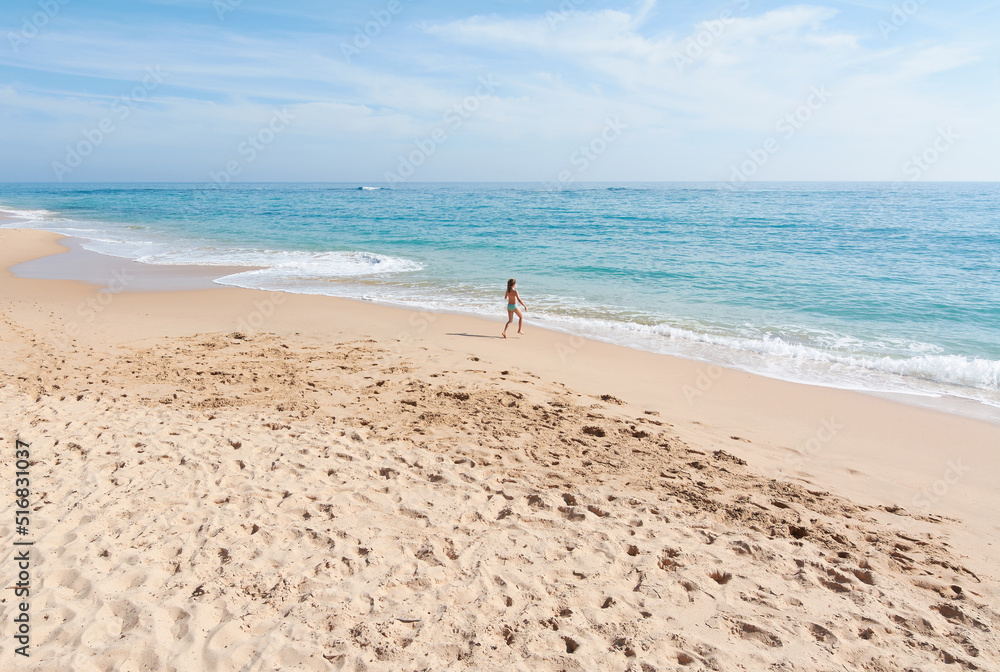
(502, 278, 526, 338)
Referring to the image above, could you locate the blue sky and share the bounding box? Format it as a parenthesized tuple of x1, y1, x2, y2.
(1, 0, 997, 182)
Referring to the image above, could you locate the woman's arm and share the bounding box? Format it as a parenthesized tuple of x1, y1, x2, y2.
(516, 290, 526, 308)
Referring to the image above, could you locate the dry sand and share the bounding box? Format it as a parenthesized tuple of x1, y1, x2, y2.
(1, 229, 998, 671)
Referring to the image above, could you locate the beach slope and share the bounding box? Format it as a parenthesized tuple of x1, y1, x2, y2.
(1, 229, 997, 671)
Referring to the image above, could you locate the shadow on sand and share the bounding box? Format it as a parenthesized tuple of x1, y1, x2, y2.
(446, 332, 504, 339)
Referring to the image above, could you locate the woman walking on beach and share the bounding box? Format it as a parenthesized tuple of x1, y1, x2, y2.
(502, 278, 526, 338)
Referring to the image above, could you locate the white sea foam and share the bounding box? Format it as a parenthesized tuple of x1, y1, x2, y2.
(3, 205, 424, 289)
(0, 206, 58, 223)
(519, 313, 1000, 407)
(285, 282, 1000, 404)
(213, 249, 422, 281)
(534, 314, 1000, 389)
(64, 235, 424, 280)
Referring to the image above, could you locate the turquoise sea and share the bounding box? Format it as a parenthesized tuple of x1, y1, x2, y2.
(2, 182, 998, 410)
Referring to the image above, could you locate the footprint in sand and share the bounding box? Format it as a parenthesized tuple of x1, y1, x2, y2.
(49, 569, 93, 601)
(203, 619, 246, 663)
(806, 622, 837, 644)
(527, 494, 548, 509)
(852, 568, 876, 585)
(110, 599, 142, 635)
(167, 606, 191, 639)
(730, 620, 783, 648)
(558, 506, 585, 522)
(933, 603, 990, 632)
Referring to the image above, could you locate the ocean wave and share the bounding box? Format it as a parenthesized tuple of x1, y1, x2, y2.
(359, 186, 382, 191)
(536, 314, 1000, 394)
(60, 227, 105, 234)
(203, 249, 423, 286)
(0, 206, 57, 223)
(65, 234, 424, 280)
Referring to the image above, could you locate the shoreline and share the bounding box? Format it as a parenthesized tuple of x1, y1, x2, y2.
(4, 188, 998, 420)
(8, 233, 262, 292)
(2, 227, 998, 528)
(7, 219, 999, 426)
(2, 227, 998, 669)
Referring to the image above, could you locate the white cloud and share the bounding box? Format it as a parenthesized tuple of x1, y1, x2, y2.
(0, 2, 996, 180)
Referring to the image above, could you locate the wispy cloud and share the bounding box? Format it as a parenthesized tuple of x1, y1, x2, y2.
(0, 0, 995, 181)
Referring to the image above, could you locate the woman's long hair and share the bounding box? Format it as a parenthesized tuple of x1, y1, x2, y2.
(506, 278, 516, 295)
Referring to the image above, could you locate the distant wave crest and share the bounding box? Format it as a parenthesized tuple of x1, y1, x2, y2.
(569, 317, 1000, 393)
(0, 205, 58, 223)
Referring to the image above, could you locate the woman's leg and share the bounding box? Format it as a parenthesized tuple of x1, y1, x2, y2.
(502, 311, 513, 337)
(515, 308, 524, 334)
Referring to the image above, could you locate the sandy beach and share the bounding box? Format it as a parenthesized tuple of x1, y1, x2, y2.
(1, 228, 998, 671)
